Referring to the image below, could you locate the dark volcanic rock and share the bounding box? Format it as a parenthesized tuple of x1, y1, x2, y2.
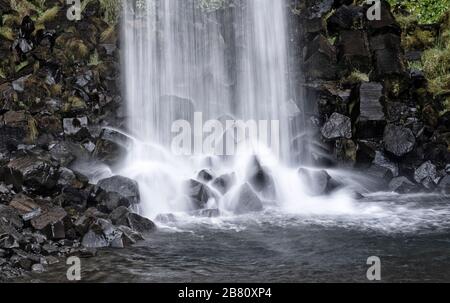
(373, 151, 398, 177)
(246, 156, 276, 199)
(212, 173, 236, 195)
(414, 161, 437, 187)
(304, 35, 337, 80)
(388, 177, 416, 194)
(97, 176, 140, 205)
(357, 83, 386, 138)
(3, 156, 59, 193)
(233, 183, 263, 215)
(321, 112, 352, 140)
(383, 124, 416, 157)
(298, 168, 339, 196)
(337, 30, 371, 72)
(185, 179, 216, 209)
(438, 175, 450, 194)
(109, 207, 156, 234)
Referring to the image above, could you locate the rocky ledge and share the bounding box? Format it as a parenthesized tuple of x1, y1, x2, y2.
(0, 0, 155, 281)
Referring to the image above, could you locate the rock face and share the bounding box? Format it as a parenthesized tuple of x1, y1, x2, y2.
(321, 113, 352, 140)
(383, 124, 416, 157)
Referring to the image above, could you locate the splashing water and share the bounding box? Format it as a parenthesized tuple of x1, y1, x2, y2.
(118, 0, 364, 219)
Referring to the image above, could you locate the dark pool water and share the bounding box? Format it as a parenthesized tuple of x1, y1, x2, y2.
(21, 194, 450, 283)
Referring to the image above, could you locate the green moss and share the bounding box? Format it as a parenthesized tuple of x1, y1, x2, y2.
(340, 70, 370, 86)
(0, 26, 15, 41)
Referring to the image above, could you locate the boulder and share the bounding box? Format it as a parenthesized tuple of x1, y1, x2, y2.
(337, 30, 371, 72)
(93, 128, 128, 166)
(366, 165, 394, 184)
(327, 5, 364, 33)
(388, 177, 416, 194)
(437, 175, 450, 194)
(9, 194, 41, 221)
(97, 176, 140, 205)
(304, 35, 337, 80)
(246, 156, 277, 199)
(357, 83, 386, 138)
(4, 156, 59, 193)
(383, 124, 416, 157)
(298, 168, 339, 196)
(109, 207, 156, 234)
(197, 169, 215, 182)
(82, 218, 123, 249)
(185, 179, 216, 209)
(373, 151, 399, 177)
(211, 173, 236, 195)
(414, 161, 437, 186)
(233, 183, 263, 215)
(321, 113, 352, 140)
(63, 117, 88, 136)
(369, 34, 404, 77)
(30, 206, 67, 231)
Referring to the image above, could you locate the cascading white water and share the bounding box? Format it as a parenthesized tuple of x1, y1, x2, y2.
(121, 0, 355, 218)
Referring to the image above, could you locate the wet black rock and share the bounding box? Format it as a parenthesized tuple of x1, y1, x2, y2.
(437, 175, 450, 194)
(388, 177, 416, 194)
(93, 129, 128, 166)
(97, 176, 140, 205)
(383, 124, 416, 157)
(185, 179, 216, 209)
(233, 183, 263, 215)
(212, 173, 236, 195)
(246, 156, 276, 199)
(3, 156, 59, 193)
(109, 207, 156, 234)
(414, 161, 437, 188)
(373, 151, 398, 177)
(197, 169, 215, 182)
(298, 168, 339, 196)
(82, 218, 123, 249)
(321, 112, 352, 140)
(367, 165, 394, 184)
(337, 30, 371, 72)
(357, 83, 386, 138)
(304, 35, 337, 80)
(63, 117, 88, 136)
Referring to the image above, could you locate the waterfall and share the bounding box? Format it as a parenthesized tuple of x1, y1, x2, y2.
(120, 0, 353, 218)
